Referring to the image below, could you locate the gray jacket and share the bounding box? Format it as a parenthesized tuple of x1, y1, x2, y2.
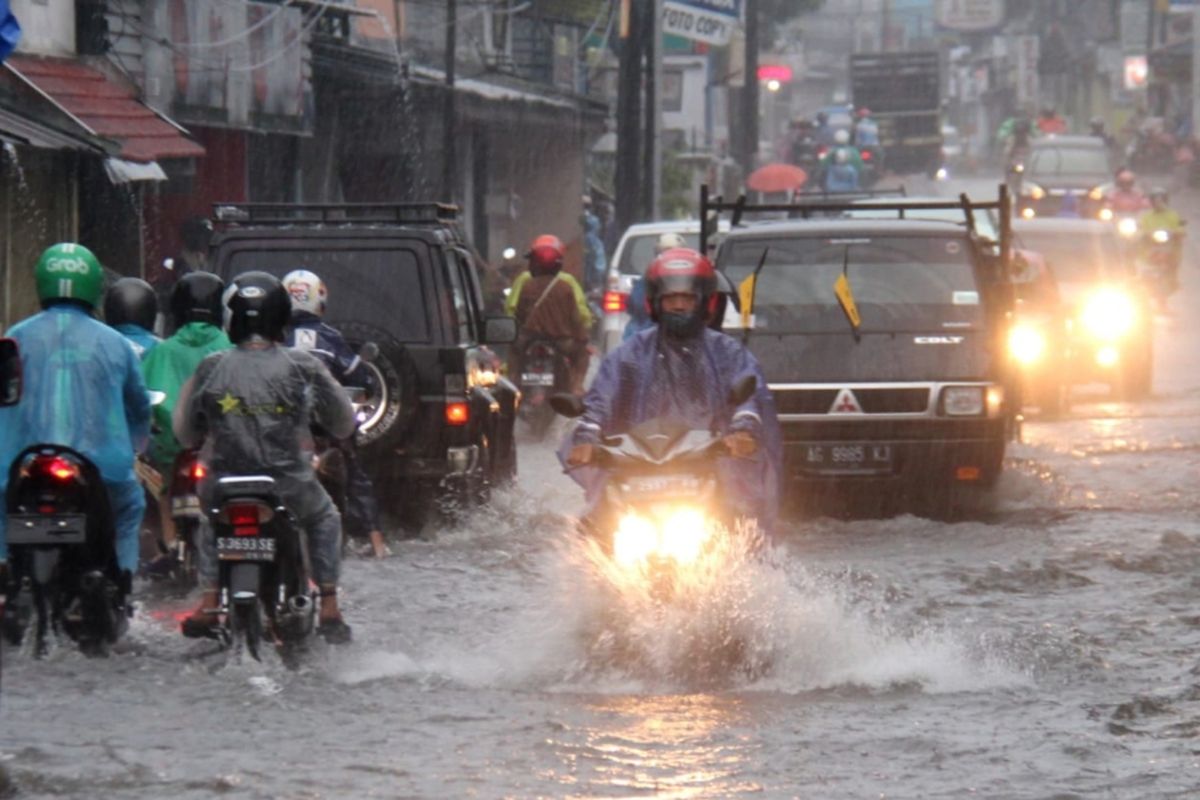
(174, 343, 355, 483)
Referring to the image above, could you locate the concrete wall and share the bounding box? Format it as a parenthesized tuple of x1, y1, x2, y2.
(10, 0, 75, 57)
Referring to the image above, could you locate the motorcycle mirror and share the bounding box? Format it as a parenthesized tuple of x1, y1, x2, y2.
(549, 392, 586, 419)
(0, 338, 21, 407)
(728, 375, 758, 407)
(148, 390, 167, 407)
(359, 341, 379, 362)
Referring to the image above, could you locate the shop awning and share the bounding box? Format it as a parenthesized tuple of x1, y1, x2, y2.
(0, 105, 110, 153)
(4, 54, 205, 164)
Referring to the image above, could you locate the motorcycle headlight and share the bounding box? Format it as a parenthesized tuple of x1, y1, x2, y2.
(1117, 217, 1139, 238)
(613, 515, 657, 567)
(1152, 229, 1170, 244)
(1021, 207, 1037, 220)
(1026, 183, 1046, 201)
(942, 386, 985, 416)
(1081, 289, 1136, 340)
(660, 508, 710, 565)
(1009, 324, 1047, 365)
(1098, 207, 1114, 222)
(1088, 187, 1105, 201)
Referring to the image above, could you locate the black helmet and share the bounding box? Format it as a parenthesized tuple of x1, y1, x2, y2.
(709, 270, 740, 331)
(170, 272, 225, 329)
(103, 277, 158, 331)
(223, 271, 290, 344)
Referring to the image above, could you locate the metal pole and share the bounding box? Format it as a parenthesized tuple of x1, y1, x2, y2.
(649, 0, 663, 219)
(1193, 6, 1200, 146)
(615, 0, 644, 233)
(442, 0, 458, 202)
(740, 0, 759, 176)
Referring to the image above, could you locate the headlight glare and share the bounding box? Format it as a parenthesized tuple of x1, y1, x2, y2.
(1027, 184, 1046, 201)
(1088, 187, 1105, 201)
(1081, 289, 1135, 340)
(1098, 207, 1114, 221)
(1117, 217, 1139, 238)
(1009, 324, 1046, 365)
(1152, 229, 1170, 244)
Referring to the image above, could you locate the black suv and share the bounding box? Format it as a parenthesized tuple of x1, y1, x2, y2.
(209, 203, 518, 528)
(703, 189, 1018, 514)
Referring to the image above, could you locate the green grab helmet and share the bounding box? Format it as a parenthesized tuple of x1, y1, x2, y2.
(35, 243, 104, 308)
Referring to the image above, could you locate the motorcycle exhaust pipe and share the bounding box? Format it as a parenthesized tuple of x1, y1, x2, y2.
(79, 570, 105, 595)
(286, 594, 311, 615)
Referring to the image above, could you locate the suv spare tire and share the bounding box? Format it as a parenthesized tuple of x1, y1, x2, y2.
(332, 320, 420, 449)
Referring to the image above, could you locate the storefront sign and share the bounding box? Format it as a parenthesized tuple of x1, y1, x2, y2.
(663, 0, 742, 46)
(935, 0, 1005, 32)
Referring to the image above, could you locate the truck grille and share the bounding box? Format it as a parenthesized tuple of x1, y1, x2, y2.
(773, 387, 930, 415)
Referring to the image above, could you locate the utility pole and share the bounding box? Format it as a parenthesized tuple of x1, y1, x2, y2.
(644, 0, 662, 220)
(737, 0, 759, 177)
(615, 0, 645, 234)
(442, 0, 458, 202)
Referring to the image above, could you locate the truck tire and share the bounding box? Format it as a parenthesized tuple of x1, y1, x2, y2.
(332, 321, 420, 450)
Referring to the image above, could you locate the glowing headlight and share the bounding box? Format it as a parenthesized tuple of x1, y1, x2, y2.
(1081, 289, 1136, 340)
(1152, 229, 1171, 244)
(613, 515, 657, 567)
(1088, 187, 1105, 201)
(1009, 324, 1047, 365)
(1013, 163, 1025, 174)
(660, 508, 709, 565)
(1117, 217, 1139, 238)
(935, 166, 949, 181)
(1027, 184, 1046, 201)
(1021, 207, 1036, 220)
(942, 386, 985, 416)
(1098, 207, 1114, 222)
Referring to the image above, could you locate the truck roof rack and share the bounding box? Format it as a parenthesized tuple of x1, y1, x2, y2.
(212, 202, 460, 226)
(699, 183, 1012, 266)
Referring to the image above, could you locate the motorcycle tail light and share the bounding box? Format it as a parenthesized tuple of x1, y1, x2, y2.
(603, 291, 628, 313)
(32, 455, 80, 482)
(221, 501, 273, 535)
(191, 463, 207, 480)
(445, 401, 470, 426)
(861, 149, 873, 162)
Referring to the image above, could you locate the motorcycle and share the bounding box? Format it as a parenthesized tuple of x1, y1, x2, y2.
(1141, 228, 1182, 310)
(518, 339, 569, 440)
(3, 445, 129, 657)
(552, 376, 759, 600)
(164, 449, 205, 585)
(206, 475, 315, 662)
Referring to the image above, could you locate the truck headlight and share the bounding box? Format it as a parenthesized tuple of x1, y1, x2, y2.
(942, 386, 985, 416)
(1009, 324, 1046, 365)
(1081, 289, 1136, 341)
(1117, 217, 1139, 238)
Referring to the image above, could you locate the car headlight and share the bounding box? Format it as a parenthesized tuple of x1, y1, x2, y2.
(1009, 324, 1047, 365)
(942, 386, 985, 416)
(1088, 187, 1105, 201)
(935, 166, 949, 181)
(1098, 207, 1114, 221)
(1080, 289, 1136, 340)
(1026, 184, 1046, 201)
(1152, 229, 1170, 244)
(1021, 207, 1037, 220)
(1117, 217, 1139, 238)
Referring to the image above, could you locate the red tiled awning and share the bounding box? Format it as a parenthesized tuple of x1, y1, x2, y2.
(5, 54, 205, 163)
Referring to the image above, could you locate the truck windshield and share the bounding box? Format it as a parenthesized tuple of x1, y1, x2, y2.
(226, 248, 431, 342)
(721, 236, 983, 334)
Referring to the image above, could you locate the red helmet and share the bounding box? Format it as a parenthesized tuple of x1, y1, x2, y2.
(528, 234, 565, 275)
(644, 247, 719, 322)
(857, 107, 871, 118)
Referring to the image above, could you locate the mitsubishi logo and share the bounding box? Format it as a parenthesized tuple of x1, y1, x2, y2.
(829, 388, 862, 414)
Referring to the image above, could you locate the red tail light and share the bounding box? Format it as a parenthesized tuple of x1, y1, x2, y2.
(191, 463, 207, 480)
(34, 455, 80, 482)
(445, 402, 470, 426)
(227, 503, 261, 536)
(861, 149, 873, 162)
(603, 291, 628, 313)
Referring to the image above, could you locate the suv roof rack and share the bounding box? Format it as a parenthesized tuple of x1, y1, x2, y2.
(700, 183, 1012, 266)
(212, 202, 460, 226)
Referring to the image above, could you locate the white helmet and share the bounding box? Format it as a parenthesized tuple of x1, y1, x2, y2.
(655, 232, 687, 254)
(834, 129, 850, 145)
(282, 269, 327, 317)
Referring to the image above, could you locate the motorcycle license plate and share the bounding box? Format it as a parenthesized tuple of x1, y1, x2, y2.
(171, 495, 203, 519)
(6, 513, 87, 546)
(624, 474, 704, 497)
(520, 373, 555, 386)
(216, 536, 276, 562)
(802, 444, 893, 475)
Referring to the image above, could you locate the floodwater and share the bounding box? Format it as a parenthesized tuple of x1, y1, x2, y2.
(4, 177, 1200, 799)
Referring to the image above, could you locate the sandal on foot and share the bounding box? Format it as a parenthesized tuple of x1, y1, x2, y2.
(318, 618, 353, 645)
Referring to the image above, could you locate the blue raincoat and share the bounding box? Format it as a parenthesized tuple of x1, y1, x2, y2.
(114, 323, 160, 361)
(0, 305, 151, 571)
(560, 326, 783, 532)
(622, 277, 654, 340)
(0, 1, 20, 64)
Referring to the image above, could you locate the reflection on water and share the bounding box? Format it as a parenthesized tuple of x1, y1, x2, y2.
(547, 694, 764, 798)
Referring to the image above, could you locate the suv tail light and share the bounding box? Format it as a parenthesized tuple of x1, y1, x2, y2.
(445, 401, 470, 426)
(603, 291, 628, 313)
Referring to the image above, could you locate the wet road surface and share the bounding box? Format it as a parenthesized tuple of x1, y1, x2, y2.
(3, 176, 1200, 799)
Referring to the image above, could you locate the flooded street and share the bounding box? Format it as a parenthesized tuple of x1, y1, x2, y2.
(4, 179, 1200, 798)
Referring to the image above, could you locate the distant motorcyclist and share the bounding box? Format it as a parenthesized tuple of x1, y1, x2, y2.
(1037, 105, 1068, 135)
(1089, 116, 1117, 154)
(104, 277, 161, 360)
(788, 117, 820, 171)
(1107, 168, 1151, 213)
(154, 216, 213, 329)
(174, 271, 356, 643)
(282, 268, 388, 560)
(561, 247, 782, 532)
(581, 196, 608, 293)
(140, 273, 232, 572)
(0, 244, 151, 592)
(505, 234, 594, 394)
(823, 147, 862, 193)
(814, 111, 836, 147)
(852, 107, 880, 148)
(624, 231, 685, 341)
(1139, 187, 1186, 293)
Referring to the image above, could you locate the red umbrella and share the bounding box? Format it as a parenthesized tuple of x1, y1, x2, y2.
(747, 163, 808, 193)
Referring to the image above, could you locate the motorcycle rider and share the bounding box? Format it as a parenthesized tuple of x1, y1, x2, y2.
(1037, 105, 1068, 135)
(818, 129, 864, 192)
(282, 268, 388, 560)
(1139, 187, 1187, 294)
(174, 271, 356, 643)
(852, 107, 880, 148)
(104, 277, 161, 360)
(1107, 168, 1151, 213)
(0, 244, 151, 596)
(505, 234, 594, 394)
(1089, 116, 1117, 152)
(562, 247, 782, 533)
(141, 273, 232, 572)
